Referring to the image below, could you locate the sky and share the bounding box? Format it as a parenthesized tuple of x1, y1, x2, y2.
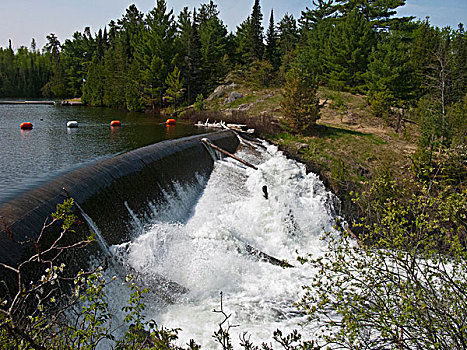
(0, 0, 466, 50)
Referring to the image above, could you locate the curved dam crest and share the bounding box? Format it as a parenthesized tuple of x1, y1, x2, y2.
(0, 130, 239, 267)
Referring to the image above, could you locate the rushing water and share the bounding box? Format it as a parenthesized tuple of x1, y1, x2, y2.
(106, 140, 339, 348)
(0, 104, 204, 204)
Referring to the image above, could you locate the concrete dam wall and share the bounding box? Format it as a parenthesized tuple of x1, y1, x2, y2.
(0, 130, 239, 268)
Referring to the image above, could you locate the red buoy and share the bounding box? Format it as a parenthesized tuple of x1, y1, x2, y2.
(166, 119, 176, 126)
(110, 120, 121, 127)
(20, 122, 33, 130)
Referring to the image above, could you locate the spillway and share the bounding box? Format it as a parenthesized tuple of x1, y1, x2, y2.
(0, 131, 339, 348)
(107, 139, 339, 347)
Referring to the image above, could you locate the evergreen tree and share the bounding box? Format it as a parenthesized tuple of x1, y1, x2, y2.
(278, 14, 299, 61)
(234, 17, 252, 66)
(298, 1, 336, 79)
(135, 0, 177, 110)
(264, 9, 280, 69)
(324, 10, 374, 92)
(335, 0, 411, 30)
(177, 7, 202, 103)
(367, 29, 416, 115)
(451, 24, 467, 102)
(197, 1, 229, 94)
(82, 56, 105, 106)
(42, 33, 69, 97)
(300, 0, 336, 31)
(165, 65, 184, 110)
(248, 0, 264, 61)
(281, 67, 322, 133)
(117, 4, 145, 61)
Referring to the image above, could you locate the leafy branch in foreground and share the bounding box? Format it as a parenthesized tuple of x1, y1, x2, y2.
(0, 199, 195, 349)
(297, 181, 467, 349)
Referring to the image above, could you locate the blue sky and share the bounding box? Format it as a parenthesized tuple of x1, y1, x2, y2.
(1, 0, 466, 50)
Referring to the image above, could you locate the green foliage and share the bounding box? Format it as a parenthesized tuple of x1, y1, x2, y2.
(197, 2, 229, 95)
(264, 9, 280, 69)
(247, 0, 264, 62)
(324, 10, 374, 92)
(194, 93, 205, 111)
(278, 14, 299, 66)
(447, 93, 467, 146)
(245, 60, 277, 88)
(165, 65, 184, 110)
(367, 30, 416, 110)
(281, 68, 322, 133)
(415, 95, 451, 149)
(298, 181, 467, 349)
(368, 90, 393, 119)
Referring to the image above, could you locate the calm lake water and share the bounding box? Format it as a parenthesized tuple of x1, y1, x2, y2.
(0, 104, 205, 204)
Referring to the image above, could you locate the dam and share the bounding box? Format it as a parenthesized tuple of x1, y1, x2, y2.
(0, 129, 339, 348)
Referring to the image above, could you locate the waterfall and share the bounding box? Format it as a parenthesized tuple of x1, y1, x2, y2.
(74, 201, 113, 258)
(107, 140, 338, 348)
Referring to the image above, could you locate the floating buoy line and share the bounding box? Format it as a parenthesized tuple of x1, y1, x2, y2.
(20, 122, 33, 130)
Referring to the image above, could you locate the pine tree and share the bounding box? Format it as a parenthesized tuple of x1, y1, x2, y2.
(197, 1, 229, 94)
(177, 7, 202, 103)
(248, 0, 264, 61)
(265, 9, 280, 69)
(165, 65, 184, 111)
(300, 0, 336, 31)
(335, 0, 411, 29)
(368, 30, 416, 101)
(234, 17, 252, 66)
(451, 24, 467, 103)
(324, 10, 374, 92)
(367, 30, 416, 117)
(135, 0, 177, 110)
(281, 67, 322, 133)
(278, 14, 299, 60)
(42, 33, 69, 97)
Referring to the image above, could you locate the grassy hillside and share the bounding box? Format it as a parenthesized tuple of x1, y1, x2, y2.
(186, 84, 420, 224)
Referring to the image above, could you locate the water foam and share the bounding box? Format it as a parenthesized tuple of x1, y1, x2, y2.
(111, 141, 338, 348)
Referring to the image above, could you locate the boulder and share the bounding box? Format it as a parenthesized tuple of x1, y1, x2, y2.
(225, 91, 243, 104)
(206, 83, 237, 101)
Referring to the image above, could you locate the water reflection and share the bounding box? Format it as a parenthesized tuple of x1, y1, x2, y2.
(0, 105, 205, 204)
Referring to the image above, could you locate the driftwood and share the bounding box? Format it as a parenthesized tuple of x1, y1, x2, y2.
(244, 243, 294, 268)
(201, 138, 258, 170)
(345, 224, 363, 248)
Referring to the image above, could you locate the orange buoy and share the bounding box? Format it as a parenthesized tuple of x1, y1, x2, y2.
(20, 122, 33, 130)
(110, 120, 121, 127)
(166, 119, 176, 126)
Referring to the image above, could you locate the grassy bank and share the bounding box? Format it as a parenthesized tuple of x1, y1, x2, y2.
(186, 84, 419, 226)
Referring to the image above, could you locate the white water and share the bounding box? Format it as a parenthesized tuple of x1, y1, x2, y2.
(110, 141, 339, 348)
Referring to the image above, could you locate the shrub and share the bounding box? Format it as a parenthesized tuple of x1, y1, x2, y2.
(280, 68, 322, 134)
(297, 181, 467, 349)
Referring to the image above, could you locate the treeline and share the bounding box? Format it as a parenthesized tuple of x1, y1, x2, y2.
(0, 39, 51, 97)
(1, 0, 467, 121)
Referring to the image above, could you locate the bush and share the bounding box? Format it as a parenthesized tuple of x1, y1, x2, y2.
(245, 60, 278, 88)
(297, 182, 467, 349)
(194, 94, 205, 111)
(280, 68, 322, 134)
(0, 199, 194, 349)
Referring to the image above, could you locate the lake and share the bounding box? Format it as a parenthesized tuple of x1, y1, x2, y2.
(0, 104, 205, 204)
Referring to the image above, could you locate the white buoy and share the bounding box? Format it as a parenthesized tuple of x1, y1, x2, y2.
(67, 121, 78, 128)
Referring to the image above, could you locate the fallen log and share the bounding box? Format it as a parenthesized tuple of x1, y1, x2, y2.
(244, 243, 294, 268)
(345, 224, 363, 248)
(201, 138, 258, 170)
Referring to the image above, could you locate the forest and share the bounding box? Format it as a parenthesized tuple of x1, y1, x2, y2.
(1, 0, 467, 348)
(0, 0, 465, 116)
